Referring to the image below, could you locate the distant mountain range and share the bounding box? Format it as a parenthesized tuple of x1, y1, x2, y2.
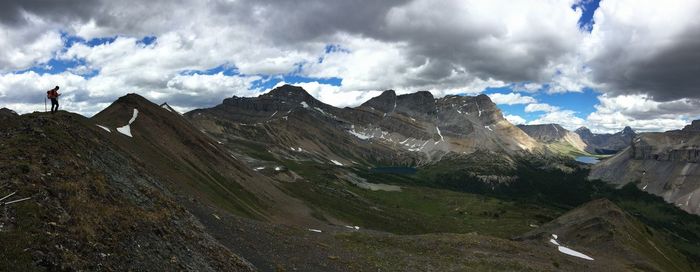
(576, 126, 636, 154)
(186, 85, 540, 167)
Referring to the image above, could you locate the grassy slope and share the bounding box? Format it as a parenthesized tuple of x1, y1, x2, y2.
(281, 160, 562, 238)
(275, 155, 700, 270)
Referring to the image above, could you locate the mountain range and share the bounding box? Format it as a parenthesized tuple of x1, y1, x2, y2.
(1, 85, 699, 271)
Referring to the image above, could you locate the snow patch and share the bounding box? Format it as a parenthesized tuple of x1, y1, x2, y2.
(116, 109, 139, 137)
(348, 125, 372, 140)
(300, 101, 309, 108)
(253, 167, 265, 171)
(270, 111, 278, 118)
(549, 234, 594, 261)
(436, 126, 444, 142)
(307, 228, 322, 233)
(485, 125, 493, 132)
(274, 166, 282, 171)
(549, 239, 560, 246)
(96, 125, 111, 132)
(331, 160, 343, 166)
(345, 225, 361, 230)
(557, 246, 594, 261)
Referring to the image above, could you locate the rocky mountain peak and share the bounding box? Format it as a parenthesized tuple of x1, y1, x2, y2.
(261, 84, 316, 103)
(682, 119, 700, 132)
(575, 127, 594, 139)
(360, 90, 397, 112)
(621, 126, 634, 135)
(575, 126, 591, 134)
(113, 93, 153, 107)
(395, 91, 436, 116)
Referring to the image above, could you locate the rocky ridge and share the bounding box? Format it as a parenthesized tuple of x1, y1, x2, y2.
(590, 119, 700, 215)
(575, 126, 636, 154)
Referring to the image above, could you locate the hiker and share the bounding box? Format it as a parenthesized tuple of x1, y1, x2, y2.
(46, 86, 60, 113)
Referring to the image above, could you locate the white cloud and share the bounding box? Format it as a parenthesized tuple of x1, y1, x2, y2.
(0, 16, 62, 72)
(582, 0, 700, 101)
(504, 114, 526, 125)
(488, 93, 536, 105)
(529, 110, 586, 130)
(584, 93, 699, 133)
(525, 103, 559, 113)
(512, 82, 543, 93)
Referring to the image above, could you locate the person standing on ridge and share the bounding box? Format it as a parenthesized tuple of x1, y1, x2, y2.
(46, 86, 61, 114)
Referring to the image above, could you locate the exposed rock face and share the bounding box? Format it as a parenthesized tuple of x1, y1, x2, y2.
(360, 90, 397, 113)
(0, 107, 18, 118)
(683, 120, 700, 132)
(517, 124, 588, 153)
(575, 126, 636, 154)
(186, 85, 540, 166)
(590, 120, 700, 215)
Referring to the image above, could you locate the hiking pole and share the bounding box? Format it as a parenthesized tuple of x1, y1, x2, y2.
(45, 97, 47, 112)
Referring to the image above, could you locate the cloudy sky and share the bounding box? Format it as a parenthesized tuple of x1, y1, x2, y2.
(1, 0, 699, 133)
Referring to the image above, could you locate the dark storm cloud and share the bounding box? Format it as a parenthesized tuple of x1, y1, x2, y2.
(244, 0, 410, 41)
(0, 0, 98, 25)
(234, 0, 581, 84)
(590, 26, 700, 101)
(3, 0, 699, 106)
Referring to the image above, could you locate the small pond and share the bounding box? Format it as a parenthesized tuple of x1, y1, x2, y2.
(575, 156, 599, 164)
(370, 167, 417, 175)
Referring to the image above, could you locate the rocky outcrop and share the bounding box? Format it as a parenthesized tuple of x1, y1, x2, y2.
(575, 126, 636, 154)
(590, 120, 700, 215)
(683, 120, 700, 132)
(0, 107, 18, 118)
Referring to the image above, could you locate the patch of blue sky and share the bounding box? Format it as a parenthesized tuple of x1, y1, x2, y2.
(572, 0, 601, 32)
(319, 44, 351, 64)
(61, 32, 117, 47)
(138, 36, 157, 46)
(14, 34, 157, 77)
(251, 75, 342, 91)
(179, 64, 239, 76)
(15, 57, 99, 78)
(537, 88, 598, 117)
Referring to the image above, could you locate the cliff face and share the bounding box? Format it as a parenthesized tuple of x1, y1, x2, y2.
(590, 121, 700, 215)
(517, 124, 588, 155)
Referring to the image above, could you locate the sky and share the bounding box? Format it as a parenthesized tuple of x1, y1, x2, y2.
(1, 0, 699, 133)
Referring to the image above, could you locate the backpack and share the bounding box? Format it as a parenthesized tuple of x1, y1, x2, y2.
(47, 90, 57, 99)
